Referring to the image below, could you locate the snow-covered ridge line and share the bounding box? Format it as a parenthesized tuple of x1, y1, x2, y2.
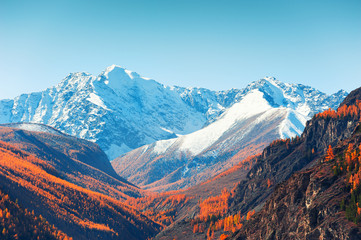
(0, 65, 348, 161)
(0, 122, 65, 136)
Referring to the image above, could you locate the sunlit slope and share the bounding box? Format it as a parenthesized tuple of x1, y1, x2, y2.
(0, 124, 145, 200)
(0, 188, 71, 240)
(0, 138, 161, 239)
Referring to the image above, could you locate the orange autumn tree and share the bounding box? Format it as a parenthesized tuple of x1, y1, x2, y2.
(267, 178, 272, 188)
(246, 209, 255, 220)
(325, 145, 334, 162)
(315, 100, 361, 120)
(199, 188, 230, 221)
(329, 142, 361, 223)
(193, 224, 199, 233)
(219, 233, 229, 240)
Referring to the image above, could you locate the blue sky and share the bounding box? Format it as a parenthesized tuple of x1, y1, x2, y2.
(0, 0, 360, 99)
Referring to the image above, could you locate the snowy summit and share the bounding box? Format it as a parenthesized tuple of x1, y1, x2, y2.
(0, 65, 347, 163)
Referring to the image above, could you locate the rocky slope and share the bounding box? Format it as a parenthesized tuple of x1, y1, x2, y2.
(231, 90, 361, 239)
(232, 155, 361, 239)
(229, 88, 360, 216)
(149, 87, 361, 239)
(0, 65, 347, 161)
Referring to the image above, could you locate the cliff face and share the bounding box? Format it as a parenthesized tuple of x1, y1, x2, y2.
(232, 128, 361, 240)
(229, 118, 359, 215)
(231, 87, 361, 240)
(229, 88, 361, 216)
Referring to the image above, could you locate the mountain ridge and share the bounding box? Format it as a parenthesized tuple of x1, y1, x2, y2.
(150, 86, 361, 240)
(0, 65, 347, 161)
(230, 87, 361, 240)
(0, 123, 161, 239)
(112, 84, 346, 191)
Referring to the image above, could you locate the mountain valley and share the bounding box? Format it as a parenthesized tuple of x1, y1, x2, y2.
(0, 65, 359, 240)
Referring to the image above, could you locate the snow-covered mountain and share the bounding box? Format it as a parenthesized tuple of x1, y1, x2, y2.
(0, 65, 206, 159)
(111, 78, 348, 191)
(0, 65, 347, 164)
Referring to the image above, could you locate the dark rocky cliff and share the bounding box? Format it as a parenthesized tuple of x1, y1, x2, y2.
(229, 87, 361, 215)
(230, 87, 361, 239)
(232, 125, 361, 240)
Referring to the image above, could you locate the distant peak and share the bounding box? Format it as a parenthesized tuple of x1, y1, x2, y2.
(101, 65, 140, 80)
(335, 89, 348, 94)
(261, 76, 281, 85)
(0, 122, 65, 136)
(105, 64, 125, 72)
(247, 77, 283, 89)
(65, 72, 91, 78)
(56, 71, 93, 90)
(263, 76, 277, 82)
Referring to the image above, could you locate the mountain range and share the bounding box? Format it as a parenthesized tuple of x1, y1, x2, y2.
(111, 76, 347, 191)
(0, 64, 360, 239)
(150, 86, 361, 240)
(0, 65, 347, 163)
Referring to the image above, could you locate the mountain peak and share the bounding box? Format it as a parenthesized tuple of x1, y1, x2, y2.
(101, 65, 141, 80)
(258, 77, 284, 88)
(66, 72, 92, 78)
(246, 77, 283, 90)
(262, 76, 278, 82)
(0, 65, 348, 162)
(56, 71, 93, 91)
(104, 64, 125, 73)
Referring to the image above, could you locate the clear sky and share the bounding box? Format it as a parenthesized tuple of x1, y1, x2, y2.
(0, 0, 360, 99)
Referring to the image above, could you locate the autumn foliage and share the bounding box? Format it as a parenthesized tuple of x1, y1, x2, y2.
(325, 145, 335, 162)
(189, 185, 257, 239)
(199, 188, 230, 221)
(328, 142, 361, 223)
(315, 100, 361, 120)
(0, 188, 71, 240)
(268, 135, 301, 149)
(0, 140, 160, 239)
(219, 233, 229, 240)
(125, 191, 191, 226)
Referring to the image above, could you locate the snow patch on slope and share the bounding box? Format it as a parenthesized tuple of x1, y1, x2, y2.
(153, 139, 176, 154)
(178, 90, 272, 156)
(87, 93, 109, 110)
(279, 110, 308, 139)
(0, 123, 64, 136)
